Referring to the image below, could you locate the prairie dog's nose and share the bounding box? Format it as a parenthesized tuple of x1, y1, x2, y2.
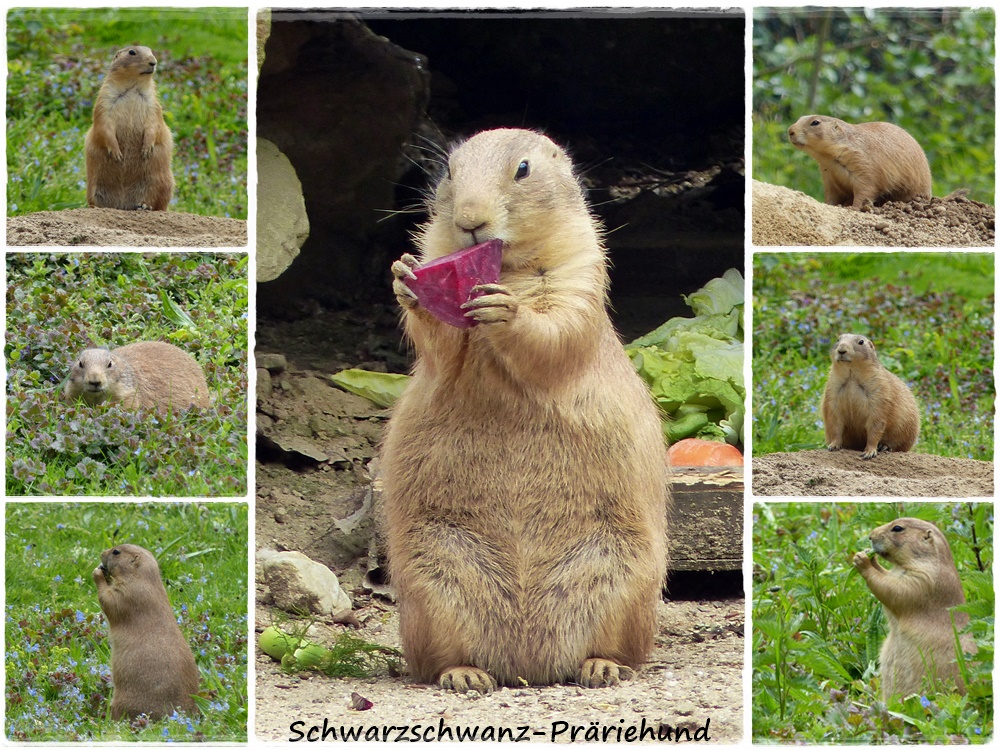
(455, 199, 490, 235)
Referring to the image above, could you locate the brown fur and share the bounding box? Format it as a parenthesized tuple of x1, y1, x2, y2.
(788, 114, 932, 209)
(85, 45, 174, 210)
(64, 341, 210, 411)
(821, 334, 920, 459)
(93, 544, 199, 719)
(382, 128, 669, 694)
(852, 518, 975, 700)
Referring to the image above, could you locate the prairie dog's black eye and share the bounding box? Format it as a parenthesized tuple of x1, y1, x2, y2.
(77, 360, 83, 368)
(857, 338, 865, 346)
(891, 525, 904, 532)
(128, 49, 137, 56)
(515, 160, 530, 181)
(810, 119, 821, 126)
(107, 360, 114, 369)
(112, 548, 121, 555)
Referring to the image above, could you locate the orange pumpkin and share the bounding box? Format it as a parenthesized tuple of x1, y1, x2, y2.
(667, 438, 743, 467)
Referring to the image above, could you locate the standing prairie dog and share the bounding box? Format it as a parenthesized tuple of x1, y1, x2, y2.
(85, 45, 174, 211)
(383, 128, 669, 694)
(852, 518, 975, 700)
(788, 114, 932, 209)
(93, 543, 200, 719)
(821, 334, 920, 459)
(64, 341, 210, 411)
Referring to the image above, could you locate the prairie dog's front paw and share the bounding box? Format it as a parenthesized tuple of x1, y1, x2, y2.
(852, 551, 872, 571)
(463, 284, 517, 324)
(391, 254, 420, 309)
(827, 442, 842, 452)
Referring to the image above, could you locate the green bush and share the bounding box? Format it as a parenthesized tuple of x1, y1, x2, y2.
(753, 253, 994, 460)
(753, 502, 993, 743)
(753, 9, 995, 204)
(6, 7, 248, 218)
(5, 502, 248, 742)
(5, 252, 248, 496)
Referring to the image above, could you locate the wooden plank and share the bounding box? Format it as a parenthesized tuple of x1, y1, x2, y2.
(668, 467, 743, 572)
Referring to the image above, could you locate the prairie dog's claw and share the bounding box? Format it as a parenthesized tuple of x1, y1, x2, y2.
(462, 288, 517, 325)
(392, 254, 420, 281)
(440, 666, 497, 694)
(470, 283, 507, 295)
(578, 658, 635, 688)
(393, 278, 418, 309)
(391, 255, 421, 310)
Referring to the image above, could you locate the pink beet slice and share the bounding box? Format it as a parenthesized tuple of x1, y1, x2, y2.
(407, 239, 503, 328)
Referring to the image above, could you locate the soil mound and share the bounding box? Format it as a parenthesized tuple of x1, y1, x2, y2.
(752, 449, 993, 497)
(7, 208, 247, 247)
(752, 180, 994, 247)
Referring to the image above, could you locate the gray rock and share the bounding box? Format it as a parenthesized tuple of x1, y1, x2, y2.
(256, 352, 288, 372)
(256, 137, 310, 283)
(256, 367, 273, 404)
(258, 549, 352, 616)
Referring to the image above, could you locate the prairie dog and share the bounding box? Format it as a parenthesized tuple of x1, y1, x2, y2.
(85, 45, 174, 211)
(383, 128, 668, 694)
(788, 114, 932, 209)
(853, 518, 975, 699)
(64, 341, 210, 411)
(821, 334, 920, 459)
(93, 543, 200, 719)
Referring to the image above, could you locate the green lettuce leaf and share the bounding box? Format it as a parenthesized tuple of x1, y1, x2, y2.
(627, 269, 745, 447)
(330, 369, 410, 408)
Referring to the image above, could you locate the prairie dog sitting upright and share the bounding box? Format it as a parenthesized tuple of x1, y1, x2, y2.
(383, 128, 669, 694)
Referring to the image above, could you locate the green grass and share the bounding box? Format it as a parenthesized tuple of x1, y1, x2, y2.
(7, 7, 248, 218)
(5, 252, 248, 496)
(753, 502, 993, 743)
(753, 253, 994, 460)
(5, 502, 248, 742)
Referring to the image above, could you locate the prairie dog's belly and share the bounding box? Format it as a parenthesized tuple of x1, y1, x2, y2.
(833, 379, 873, 420)
(102, 95, 151, 153)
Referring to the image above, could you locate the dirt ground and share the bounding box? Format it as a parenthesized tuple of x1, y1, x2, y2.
(751, 180, 995, 246)
(253, 597, 744, 743)
(255, 307, 745, 744)
(6, 207, 247, 247)
(752, 449, 994, 497)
